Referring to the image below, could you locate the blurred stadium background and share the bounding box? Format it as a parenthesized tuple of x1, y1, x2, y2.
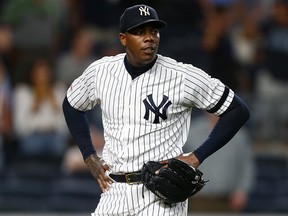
(1, 0, 288, 215)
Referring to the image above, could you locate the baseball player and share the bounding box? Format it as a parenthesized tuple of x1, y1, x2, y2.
(62, 4, 250, 216)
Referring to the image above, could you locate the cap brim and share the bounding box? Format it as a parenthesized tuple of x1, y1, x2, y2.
(125, 19, 167, 32)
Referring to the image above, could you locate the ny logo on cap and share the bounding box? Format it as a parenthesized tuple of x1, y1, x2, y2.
(139, 6, 150, 16)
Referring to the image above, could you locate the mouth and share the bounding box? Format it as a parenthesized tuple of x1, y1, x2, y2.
(142, 46, 156, 55)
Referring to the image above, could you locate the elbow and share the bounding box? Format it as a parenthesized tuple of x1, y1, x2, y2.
(241, 99, 250, 125)
(224, 94, 250, 126)
(244, 106, 250, 123)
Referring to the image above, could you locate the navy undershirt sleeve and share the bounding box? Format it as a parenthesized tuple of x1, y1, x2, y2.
(62, 96, 96, 160)
(193, 94, 250, 163)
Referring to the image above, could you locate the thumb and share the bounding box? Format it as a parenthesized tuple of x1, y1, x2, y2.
(102, 163, 110, 171)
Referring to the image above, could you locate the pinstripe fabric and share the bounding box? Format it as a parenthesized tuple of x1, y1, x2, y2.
(91, 184, 188, 216)
(67, 53, 234, 215)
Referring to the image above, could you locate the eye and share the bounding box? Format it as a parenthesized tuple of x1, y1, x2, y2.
(128, 28, 143, 35)
(151, 29, 159, 36)
(136, 29, 143, 35)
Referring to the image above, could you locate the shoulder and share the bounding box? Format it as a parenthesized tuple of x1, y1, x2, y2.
(84, 53, 125, 72)
(156, 54, 207, 76)
(156, 55, 213, 88)
(90, 53, 125, 66)
(157, 55, 186, 69)
(79, 53, 125, 75)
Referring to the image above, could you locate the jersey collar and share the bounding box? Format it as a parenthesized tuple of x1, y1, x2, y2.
(124, 55, 157, 80)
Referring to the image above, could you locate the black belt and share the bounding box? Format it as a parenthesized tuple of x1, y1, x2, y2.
(109, 172, 142, 184)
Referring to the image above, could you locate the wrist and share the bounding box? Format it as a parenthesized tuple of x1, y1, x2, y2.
(82, 147, 96, 161)
(183, 152, 200, 168)
(84, 153, 100, 164)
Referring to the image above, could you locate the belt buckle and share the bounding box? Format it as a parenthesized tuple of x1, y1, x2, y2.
(125, 173, 141, 185)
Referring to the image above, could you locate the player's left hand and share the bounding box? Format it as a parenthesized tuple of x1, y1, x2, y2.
(159, 152, 200, 169)
(85, 153, 112, 192)
(141, 158, 206, 204)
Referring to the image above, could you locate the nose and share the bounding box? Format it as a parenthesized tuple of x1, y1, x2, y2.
(144, 31, 154, 42)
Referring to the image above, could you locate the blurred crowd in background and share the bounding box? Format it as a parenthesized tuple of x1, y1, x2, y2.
(0, 0, 288, 214)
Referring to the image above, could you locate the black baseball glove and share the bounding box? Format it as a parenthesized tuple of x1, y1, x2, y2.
(141, 158, 207, 204)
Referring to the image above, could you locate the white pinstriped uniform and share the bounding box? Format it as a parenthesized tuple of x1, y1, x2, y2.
(67, 53, 234, 215)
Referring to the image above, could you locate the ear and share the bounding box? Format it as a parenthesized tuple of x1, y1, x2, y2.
(119, 33, 127, 46)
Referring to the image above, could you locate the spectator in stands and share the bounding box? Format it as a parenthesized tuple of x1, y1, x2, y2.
(157, 0, 207, 66)
(0, 24, 14, 85)
(230, 13, 261, 98)
(0, 60, 12, 171)
(183, 112, 255, 213)
(0, 0, 65, 84)
(253, 0, 288, 141)
(55, 27, 97, 87)
(256, 0, 288, 98)
(201, 3, 240, 91)
(13, 59, 68, 157)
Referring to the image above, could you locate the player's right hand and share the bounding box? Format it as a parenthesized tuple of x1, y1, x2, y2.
(85, 153, 112, 192)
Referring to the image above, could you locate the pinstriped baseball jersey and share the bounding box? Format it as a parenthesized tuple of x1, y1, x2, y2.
(67, 53, 234, 174)
(92, 183, 188, 216)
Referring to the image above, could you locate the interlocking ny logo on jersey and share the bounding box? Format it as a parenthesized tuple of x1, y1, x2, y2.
(143, 94, 172, 124)
(139, 6, 150, 16)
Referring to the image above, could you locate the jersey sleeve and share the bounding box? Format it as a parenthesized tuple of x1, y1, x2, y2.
(66, 62, 98, 111)
(183, 66, 234, 116)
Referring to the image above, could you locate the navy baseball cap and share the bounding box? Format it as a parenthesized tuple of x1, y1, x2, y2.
(119, 4, 167, 33)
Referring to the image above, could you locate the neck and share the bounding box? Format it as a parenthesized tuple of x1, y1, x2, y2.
(124, 55, 157, 80)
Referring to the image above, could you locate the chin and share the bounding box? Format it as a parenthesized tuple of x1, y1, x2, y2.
(143, 55, 156, 63)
